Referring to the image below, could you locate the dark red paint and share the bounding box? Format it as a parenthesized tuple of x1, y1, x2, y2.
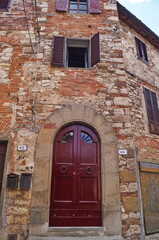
(49, 125, 102, 226)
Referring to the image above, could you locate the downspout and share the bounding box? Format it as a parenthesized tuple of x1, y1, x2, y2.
(134, 147, 145, 240)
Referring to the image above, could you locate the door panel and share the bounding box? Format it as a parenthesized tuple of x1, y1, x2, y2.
(79, 177, 98, 202)
(140, 162, 159, 234)
(54, 177, 74, 201)
(49, 124, 101, 227)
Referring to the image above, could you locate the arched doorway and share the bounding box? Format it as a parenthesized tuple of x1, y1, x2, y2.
(29, 105, 122, 237)
(49, 124, 102, 227)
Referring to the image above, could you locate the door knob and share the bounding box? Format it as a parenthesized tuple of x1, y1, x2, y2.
(85, 166, 93, 175)
(60, 165, 67, 174)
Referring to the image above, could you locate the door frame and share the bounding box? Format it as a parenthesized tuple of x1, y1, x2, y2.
(29, 104, 122, 237)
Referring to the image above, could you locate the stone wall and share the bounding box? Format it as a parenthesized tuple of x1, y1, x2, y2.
(1, 0, 159, 239)
(119, 18, 159, 239)
(119, 19, 159, 164)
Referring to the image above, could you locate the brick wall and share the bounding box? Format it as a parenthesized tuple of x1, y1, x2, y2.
(1, 0, 159, 239)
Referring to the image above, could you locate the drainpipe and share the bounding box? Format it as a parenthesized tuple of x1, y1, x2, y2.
(134, 147, 145, 240)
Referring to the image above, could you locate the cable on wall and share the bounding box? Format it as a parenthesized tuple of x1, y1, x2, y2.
(30, 0, 41, 132)
(22, 0, 35, 52)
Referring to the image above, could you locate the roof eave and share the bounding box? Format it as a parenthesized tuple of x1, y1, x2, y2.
(117, 1, 159, 49)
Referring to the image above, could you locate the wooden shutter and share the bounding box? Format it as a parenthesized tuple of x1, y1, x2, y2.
(142, 42, 148, 61)
(135, 37, 142, 58)
(144, 87, 159, 134)
(0, 142, 7, 195)
(91, 32, 100, 67)
(89, 0, 100, 13)
(0, 0, 9, 9)
(151, 91, 159, 133)
(51, 36, 65, 67)
(56, 0, 68, 12)
(140, 162, 159, 234)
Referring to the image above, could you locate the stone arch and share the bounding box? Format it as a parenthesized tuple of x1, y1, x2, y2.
(29, 104, 122, 237)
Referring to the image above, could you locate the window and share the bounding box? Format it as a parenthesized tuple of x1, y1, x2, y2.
(69, 0, 87, 14)
(56, 0, 100, 13)
(51, 32, 100, 68)
(144, 87, 159, 135)
(67, 39, 89, 67)
(135, 37, 148, 62)
(0, 0, 10, 10)
(0, 142, 7, 196)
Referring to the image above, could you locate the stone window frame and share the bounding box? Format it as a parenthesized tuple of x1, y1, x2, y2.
(0, 136, 11, 229)
(29, 104, 122, 238)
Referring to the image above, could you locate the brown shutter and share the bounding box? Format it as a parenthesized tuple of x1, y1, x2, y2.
(142, 43, 148, 61)
(0, 0, 9, 9)
(56, 0, 68, 12)
(51, 36, 65, 67)
(151, 91, 159, 134)
(91, 32, 100, 67)
(135, 37, 141, 58)
(89, 0, 100, 13)
(144, 87, 159, 134)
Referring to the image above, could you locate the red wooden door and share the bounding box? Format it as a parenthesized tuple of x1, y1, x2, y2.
(49, 124, 101, 227)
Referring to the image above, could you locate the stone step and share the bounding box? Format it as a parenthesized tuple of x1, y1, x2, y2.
(28, 236, 123, 240)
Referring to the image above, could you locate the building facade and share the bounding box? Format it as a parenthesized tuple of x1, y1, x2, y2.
(0, 0, 159, 239)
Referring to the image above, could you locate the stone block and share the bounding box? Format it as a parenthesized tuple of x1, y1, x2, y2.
(92, 115, 105, 128)
(37, 129, 56, 143)
(101, 144, 119, 172)
(122, 196, 139, 212)
(104, 173, 120, 196)
(30, 208, 49, 225)
(83, 106, 96, 123)
(32, 188, 49, 207)
(120, 170, 136, 183)
(49, 112, 64, 128)
(101, 132, 117, 144)
(114, 97, 130, 106)
(104, 210, 122, 236)
(35, 143, 51, 159)
(103, 194, 121, 211)
(69, 104, 85, 120)
(98, 123, 113, 136)
(59, 106, 71, 122)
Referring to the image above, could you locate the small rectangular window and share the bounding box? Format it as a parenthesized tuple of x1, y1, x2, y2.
(67, 38, 89, 68)
(51, 33, 100, 68)
(144, 87, 159, 135)
(69, 0, 88, 14)
(56, 0, 100, 13)
(135, 37, 148, 62)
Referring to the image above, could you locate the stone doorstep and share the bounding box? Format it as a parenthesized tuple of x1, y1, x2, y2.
(145, 233, 159, 240)
(28, 237, 123, 240)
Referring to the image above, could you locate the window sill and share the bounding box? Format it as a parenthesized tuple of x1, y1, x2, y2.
(137, 57, 149, 65)
(64, 66, 92, 70)
(0, 8, 10, 12)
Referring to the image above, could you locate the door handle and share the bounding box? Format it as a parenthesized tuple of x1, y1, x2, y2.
(60, 165, 67, 174)
(85, 166, 93, 175)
